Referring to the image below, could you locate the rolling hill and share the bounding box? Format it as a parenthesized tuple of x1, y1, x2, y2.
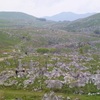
(0, 12, 100, 53)
(52, 13, 100, 32)
(0, 12, 56, 28)
(0, 12, 36, 20)
(0, 11, 100, 100)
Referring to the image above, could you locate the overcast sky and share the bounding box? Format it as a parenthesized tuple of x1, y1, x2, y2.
(0, 0, 100, 17)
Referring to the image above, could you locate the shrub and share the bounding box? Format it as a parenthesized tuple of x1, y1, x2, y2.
(94, 30, 100, 34)
(79, 47, 84, 54)
(83, 44, 90, 52)
(36, 48, 49, 54)
(49, 48, 57, 53)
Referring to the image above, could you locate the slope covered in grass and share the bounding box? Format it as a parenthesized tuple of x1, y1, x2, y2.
(0, 12, 36, 20)
(0, 30, 22, 52)
(0, 12, 56, 28)
(53, 13, 100, 32)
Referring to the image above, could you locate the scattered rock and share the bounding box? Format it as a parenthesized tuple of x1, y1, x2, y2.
(45, 80, 64, 89)
(15, 97, 22, 100)
(42, 92, 63, 100)
(67, 96, 71, 100)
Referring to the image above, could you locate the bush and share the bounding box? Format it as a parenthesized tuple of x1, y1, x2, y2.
(49, 48, 57, 53)
(36, 48, 57, 54)
(36, 48, 49, 54)
(94, 30, 100, 34)
(83, 44, 90, 52)
(79, 47, 84, 54)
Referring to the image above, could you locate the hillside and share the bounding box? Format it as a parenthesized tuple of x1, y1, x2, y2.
(0, 28, 100, 100)
(0, 12, 100, 100)
(52, 13, 100, 32)
(0, 29, 23, 53)
(0, 12, 36, 20)
(0, 12, 100, 53)
(0, 12, 56, 28)
(44, 12, 96, 21)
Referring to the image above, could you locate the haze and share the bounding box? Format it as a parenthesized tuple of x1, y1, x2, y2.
(0, 0, 100, 17)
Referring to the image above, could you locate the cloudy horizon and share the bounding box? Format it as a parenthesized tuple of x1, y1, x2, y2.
(0, 0, 100, 17)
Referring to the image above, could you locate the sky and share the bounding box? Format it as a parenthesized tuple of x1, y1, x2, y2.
(0, 0, 100, 17)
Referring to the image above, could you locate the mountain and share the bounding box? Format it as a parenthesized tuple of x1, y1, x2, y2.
(44, 12, 96, 21)
(56, 13, 100, 32)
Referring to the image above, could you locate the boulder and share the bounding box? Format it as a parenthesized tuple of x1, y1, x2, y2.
(74, 98, 80, 100)
(97, 83, 100, 90)
(67, 96, 71, 100)
(42, 92, 63, 100)
(45, 80, 63, 89)
(23, 78, 35, 85)
(42, 93, 51, 100)
(15, 97, 22, 100)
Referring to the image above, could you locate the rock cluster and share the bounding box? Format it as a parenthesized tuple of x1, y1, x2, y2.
(42, 91, 63, 100)
(0, 53, 100, 94)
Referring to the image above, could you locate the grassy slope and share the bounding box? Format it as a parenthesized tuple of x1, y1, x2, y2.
(0, 29, 22, 52)
(0, 12, 56, 28)
(0, 12, 36, 20)
(0, 89, 100, 100)
(54, 13, 100, 32)
(0, 28, 100, 53)
(0, 30, 100, 99)
(1, 12, 100, 31)
(0, 12, 100, 100)
(0, 89, 44, 100)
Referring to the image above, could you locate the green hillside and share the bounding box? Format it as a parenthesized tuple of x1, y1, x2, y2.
(0, 12, 56, 28)
(0, 12, 100, 53)
(0, 12, 36, 20)
(0, 30, 22, 53)
(54, 13, 100, 32)
(0, 12, 100, 100)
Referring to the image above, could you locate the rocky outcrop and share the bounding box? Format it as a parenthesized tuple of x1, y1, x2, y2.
(42, 91, 63, 100)
(45, 80, 64, 89)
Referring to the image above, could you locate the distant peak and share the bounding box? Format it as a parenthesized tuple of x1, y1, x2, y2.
(44, 12, 97, 21)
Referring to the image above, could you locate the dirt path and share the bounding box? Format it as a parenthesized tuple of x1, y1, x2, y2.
(0, 56, 13, 62)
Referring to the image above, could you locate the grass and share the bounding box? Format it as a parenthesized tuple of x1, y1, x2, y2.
(0, 27, 100, 53)
(0, 89, 100, 100)
(64, 94, 100, 100)
(0, 30, 22, 52)
(0, 23, 100, 100)
(0, 89, 44, 100)
(0, 54, 9, 57)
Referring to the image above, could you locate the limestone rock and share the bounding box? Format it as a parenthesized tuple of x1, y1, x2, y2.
(45, 80, 63, 89)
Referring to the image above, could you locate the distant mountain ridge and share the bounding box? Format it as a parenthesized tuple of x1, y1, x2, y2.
(44, 12, 96, 21)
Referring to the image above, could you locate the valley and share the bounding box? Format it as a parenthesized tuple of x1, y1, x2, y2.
(0, 12, 100, 100)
